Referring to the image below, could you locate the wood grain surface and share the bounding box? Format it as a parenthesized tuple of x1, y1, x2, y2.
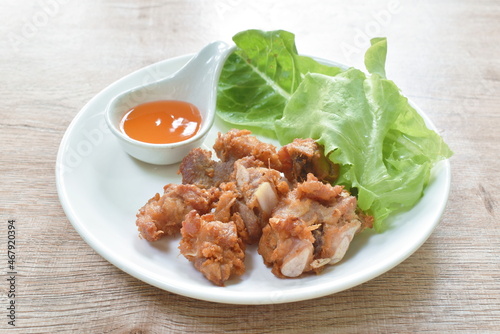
(1, 0, 499, 333)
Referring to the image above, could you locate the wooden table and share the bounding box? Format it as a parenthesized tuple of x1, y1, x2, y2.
(2, 0, 499, 332)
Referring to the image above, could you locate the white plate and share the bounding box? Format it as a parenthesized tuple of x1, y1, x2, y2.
(56, 54, 451, 305)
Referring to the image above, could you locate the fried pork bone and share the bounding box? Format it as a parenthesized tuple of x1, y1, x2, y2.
(185, 157, 290, 245)
(258, 216, 316, 278)
(180, 149, 290, 245)
(213, 129, 283, 170)
(179, 146, 267, 189)
(213, 129, 338, 184)
(207, 157, 291, 244)
(233, 158, 289, 225)
(179, 211, 246, 286)
(258, 174, 373, 278)
(179, 148, 234, 189)
(180, 131, 336, 190)
(278, 138, 339, 183)
(211, 181, 262, 245)
(136, 184, 216, 242)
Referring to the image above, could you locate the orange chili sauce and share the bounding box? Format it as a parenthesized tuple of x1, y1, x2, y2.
(120, 100, 202, 144)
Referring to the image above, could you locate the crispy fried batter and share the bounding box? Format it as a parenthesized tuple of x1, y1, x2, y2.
(179, 211, 246, 286)
(278, 138, 339, 183)
(258, 174, 373, 278)
(179, 148, 236, 189)
(259, 217, 316, 278)
(136, 184, 216, 241)
(213, 129, 282, 170)
(213, 181, 263, 245)
(233, 158, 289, 224)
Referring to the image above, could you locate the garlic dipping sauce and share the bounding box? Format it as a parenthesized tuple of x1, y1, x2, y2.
(120, 100, 202, 144)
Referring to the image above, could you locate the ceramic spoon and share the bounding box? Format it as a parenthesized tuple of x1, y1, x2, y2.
(105, 41, 235, 165)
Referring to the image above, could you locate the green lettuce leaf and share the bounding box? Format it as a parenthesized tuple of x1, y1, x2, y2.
(364, 37, 387, 78)
(275, 46, 453, 230)
(217, 29, 453, 230)
(216, 29, 342, 136)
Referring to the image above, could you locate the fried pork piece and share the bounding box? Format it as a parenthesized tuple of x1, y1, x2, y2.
(179, 210, 246, 286)
(211, 157, 291, 244)
(233, 158, 290, 225)
(258, 174, 373, 278)
(188, 157, 290, 245)
(179, 148, 234, 189)
(278, 138, 339, 183)
(213, 129, 283, 170)
(258, 216, 316, 278)
(213, 129, 338, 184)
(181, 151, 290, 245)
(136, 184, 216, 242)
(211, 181, 262, 245)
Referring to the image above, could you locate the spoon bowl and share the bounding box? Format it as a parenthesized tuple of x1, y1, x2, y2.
(105, 41, 235, 165)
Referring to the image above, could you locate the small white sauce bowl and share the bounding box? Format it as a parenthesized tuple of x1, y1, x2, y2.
(105, 41, 234, 165)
